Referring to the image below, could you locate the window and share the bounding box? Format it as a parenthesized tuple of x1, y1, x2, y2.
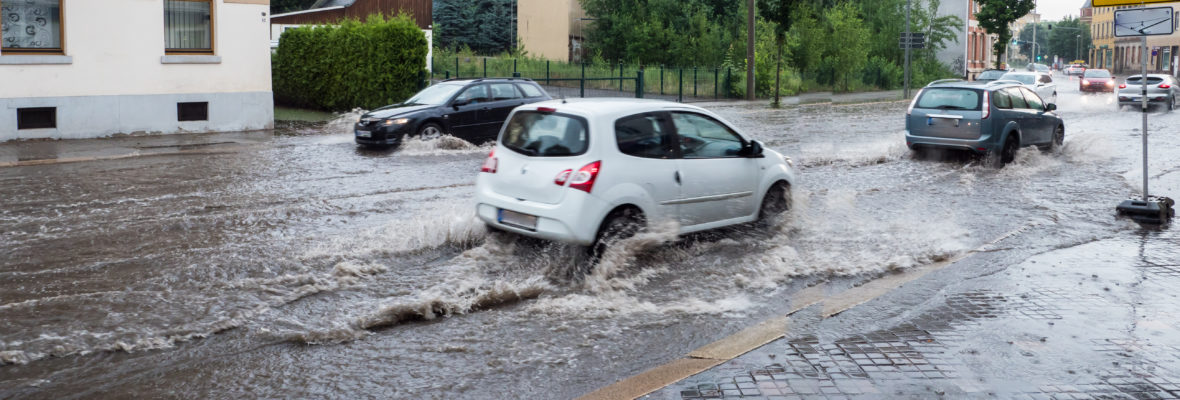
(453, 85, 489, 105)
(17, 107, 55, 129)
(992, 90, 1012, 109)
(517, 83, 544, 98)
(1020, 88, 1044, 110)
(501, 112, 589, 157)
(177, 102, 208, 121)
(1005, 88, 1029, 109)
(489, 83, 522, 101)
(916, 88, 981, 110)
(164, 0, 213, 54)
(1, 0, 63, 54)
(615, 113, 671, 159)
(671, 112, 744, 159)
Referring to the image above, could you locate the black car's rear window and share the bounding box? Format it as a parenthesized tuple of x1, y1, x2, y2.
(501, 111, 589, 157)
(916, 88, 981, 111)
(1083, 70, 1111, 78)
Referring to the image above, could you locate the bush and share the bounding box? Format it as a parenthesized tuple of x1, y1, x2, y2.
(861, 56, 903, 89)
(273, 14, 428, 111)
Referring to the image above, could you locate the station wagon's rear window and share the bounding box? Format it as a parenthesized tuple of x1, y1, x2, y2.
(502, 111, 589, 157)
(916, 88, 981, 111)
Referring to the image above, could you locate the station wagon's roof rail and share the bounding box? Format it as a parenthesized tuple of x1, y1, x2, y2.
(926, 79, 964, 86)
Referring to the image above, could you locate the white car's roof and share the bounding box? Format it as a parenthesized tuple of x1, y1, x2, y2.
(519, 98, 709, 120)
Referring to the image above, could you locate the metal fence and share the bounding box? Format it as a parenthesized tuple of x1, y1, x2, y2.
(429, 57, 739, 103)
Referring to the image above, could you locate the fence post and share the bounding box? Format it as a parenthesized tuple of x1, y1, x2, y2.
(725, 68, 731, 98)
(455, 57, 459, 78)
(660, 66, 665, 96)
(693, 67, 698, 98)
(419, 70, 426, 90)
(546, 61, 550, 85)
(482, 58, 487, 78)
(636, 69, 645, 98)
(714, 68, 719, 99)
(446, 70, 450, 80)
(678, 68, 684, 103)
(513, 59, 518, 76)
(580, 62, 586, 98)
(619, 63, 624, 92)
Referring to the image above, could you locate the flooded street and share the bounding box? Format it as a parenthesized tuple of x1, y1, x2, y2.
(3, 81, 1179, 399)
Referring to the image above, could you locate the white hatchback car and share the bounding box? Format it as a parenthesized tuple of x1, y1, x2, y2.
(474, 99, 797, 251)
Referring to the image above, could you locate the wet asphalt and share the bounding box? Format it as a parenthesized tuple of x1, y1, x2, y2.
(2, 76, 1179, 399)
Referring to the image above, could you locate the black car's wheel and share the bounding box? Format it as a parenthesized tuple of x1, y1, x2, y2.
(588, 208, 645, 264)
(417, 122, 443, 139)
(757, 181, 791, 227)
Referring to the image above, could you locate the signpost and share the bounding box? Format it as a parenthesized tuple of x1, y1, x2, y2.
(1112, 4, 1176, 224)
(898, 32, 926, 49)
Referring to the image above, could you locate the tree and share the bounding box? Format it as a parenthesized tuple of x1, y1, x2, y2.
(757, 0, 796, 106)
(1047, 17, 1091, 63)
(1016, 22, 1050, 62)
(823, 3, 870, 91)
(433, 0, 515, 54)
(976, 0, 1035, 69)
(271, 0, 317, 15)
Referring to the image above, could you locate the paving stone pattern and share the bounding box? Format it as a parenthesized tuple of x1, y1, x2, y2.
(652, 229, 1180, 399)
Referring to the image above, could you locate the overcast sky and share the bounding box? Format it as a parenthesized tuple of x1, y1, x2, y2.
(1034, 0, 1087, 22)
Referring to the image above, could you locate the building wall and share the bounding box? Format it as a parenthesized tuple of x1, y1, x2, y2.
(1099, 3, 1180, 75)
(0, 0, 273, 141)
(269, 0, 432, 29)
(936, 0, 969, 77)
(517, 0, 581, 62)
(1091, 5, 1115, 69)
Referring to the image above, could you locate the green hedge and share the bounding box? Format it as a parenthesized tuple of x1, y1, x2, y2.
(273, 14, 427, 111)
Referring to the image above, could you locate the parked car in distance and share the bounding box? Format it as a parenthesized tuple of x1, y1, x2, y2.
(1118, 74, 1180, 111)
(975, 69, 1008, 83)
(1064, 64, 1086, 76)
(475, 99, 797, 255)
(355, 78, 552, 147)
(1079, 69, 1116, 93)
(905, 80, 1064, 167)
(998, 71, 1057, 104)
(1026, 63, 1051, 74)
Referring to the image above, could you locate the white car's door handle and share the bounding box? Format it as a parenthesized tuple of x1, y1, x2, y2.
(674, 171, 681, 185)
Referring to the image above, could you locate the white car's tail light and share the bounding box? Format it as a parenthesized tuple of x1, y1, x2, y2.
(981, 90, 991, 120)
(569, 161, 601, 193)
(554, 169, 572, 186)
(1160, 84, 1172, 89)
(480, 149, 498, 173)
(1119, 83, 1127, 89)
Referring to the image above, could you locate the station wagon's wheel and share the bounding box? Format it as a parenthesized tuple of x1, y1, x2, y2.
(757, 181, 791, 227)
(417, 122, 443, 139)
(588, 208, 646, 264)
(1000, 135, 1019, 165)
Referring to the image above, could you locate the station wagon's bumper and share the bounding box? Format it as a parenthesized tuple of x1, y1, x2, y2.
(905, 130, 996, 154)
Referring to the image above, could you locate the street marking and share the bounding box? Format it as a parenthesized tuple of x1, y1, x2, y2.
(687, 316, 790, 360)
(577, 358, 725, 400)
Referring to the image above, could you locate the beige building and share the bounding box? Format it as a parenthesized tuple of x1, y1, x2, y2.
(1095, 3, 1180, 75)
(516, 0, 587, 62)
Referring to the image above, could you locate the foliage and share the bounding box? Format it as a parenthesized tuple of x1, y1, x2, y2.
(823, 3, 870, 91)
(1016, 22, 1050, 62)
(580, 0, 742, 67)
(273, 14, 428, 111)
(1047, 17, 1091, 63)
(433, 0, 515, 55)
(975, 0, 1036, 68)
(270, 0, 317, 15)
(861, 56, 903, 89)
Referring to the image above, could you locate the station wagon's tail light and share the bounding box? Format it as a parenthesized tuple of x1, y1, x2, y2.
(554, 169, 572, 185)
(569, 161, 601, 193)
(981, 90, 991, 120)
(480, 149, 498, 173)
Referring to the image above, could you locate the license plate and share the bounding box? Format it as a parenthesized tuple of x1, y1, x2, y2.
(498, 209, 538, 230)
(356, 130, 371, 138)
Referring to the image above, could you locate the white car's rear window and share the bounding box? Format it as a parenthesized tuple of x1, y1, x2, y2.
(501, 111, 589, 157)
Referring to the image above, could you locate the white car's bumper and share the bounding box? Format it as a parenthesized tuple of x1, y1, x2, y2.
(475, 179, 611, 246)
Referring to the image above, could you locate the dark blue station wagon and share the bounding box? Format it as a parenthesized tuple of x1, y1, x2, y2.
(905, 80, 1065, 167)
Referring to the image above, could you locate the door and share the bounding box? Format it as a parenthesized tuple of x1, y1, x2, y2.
(446, 84, 490, 140)
(1036, 73, 1056, 103)
(1004, 87, 1034, 144)
(669, 112, 760, 227)
(613, 112, 681, 223)
(476, 83, 528, 141)
(1019, 87, 1053, 144)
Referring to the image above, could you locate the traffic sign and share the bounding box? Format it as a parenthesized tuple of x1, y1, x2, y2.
(899, 32, 926, 49)
(1093, 0, 1172, 6)
(1114, 7, 1175, 37)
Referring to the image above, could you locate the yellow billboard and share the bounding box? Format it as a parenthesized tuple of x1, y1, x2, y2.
(1093, 0, 1173, 6)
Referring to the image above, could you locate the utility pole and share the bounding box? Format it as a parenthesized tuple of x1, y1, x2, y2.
(747, 0, 755, 101)
(1032, 1, 1038, 63)
(904, 0, 911, 99)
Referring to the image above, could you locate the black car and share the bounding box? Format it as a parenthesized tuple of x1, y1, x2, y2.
(355, 78, 552, 147)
